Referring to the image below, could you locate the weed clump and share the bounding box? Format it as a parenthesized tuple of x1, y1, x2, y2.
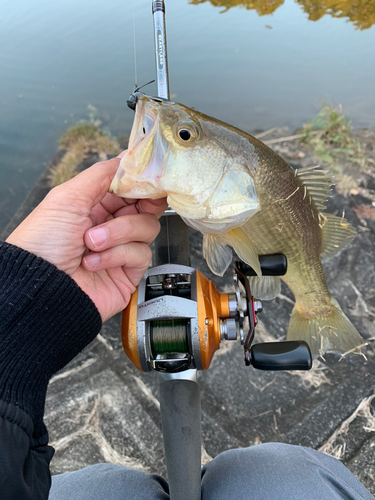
(48, 106, 121, 186)
(300, 104, 366, 169)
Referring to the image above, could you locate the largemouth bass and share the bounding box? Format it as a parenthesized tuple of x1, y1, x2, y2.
(110, 94, 362, 357)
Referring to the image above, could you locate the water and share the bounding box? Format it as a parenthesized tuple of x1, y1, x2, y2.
(1, 0, 375, 232)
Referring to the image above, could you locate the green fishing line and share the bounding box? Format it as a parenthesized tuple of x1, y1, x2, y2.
(151, 320, 188, 354)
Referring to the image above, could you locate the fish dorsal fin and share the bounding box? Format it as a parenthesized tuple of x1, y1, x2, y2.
(320, 212, 356, 258)
(296, 166, 332, 210)
(248, 276, 281, 301)
(226, 227, 261, 277)
(203, 234, 233, 277)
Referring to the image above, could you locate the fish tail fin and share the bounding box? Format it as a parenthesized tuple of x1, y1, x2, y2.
(287, 297, 364, 358)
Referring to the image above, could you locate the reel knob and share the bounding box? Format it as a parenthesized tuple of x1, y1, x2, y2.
(250, 341, 312, 371)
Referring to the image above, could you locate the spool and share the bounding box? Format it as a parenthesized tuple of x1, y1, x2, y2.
(151, 320, 188, 355)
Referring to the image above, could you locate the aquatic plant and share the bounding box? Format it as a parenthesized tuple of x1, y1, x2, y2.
(49, 107, 121, 187)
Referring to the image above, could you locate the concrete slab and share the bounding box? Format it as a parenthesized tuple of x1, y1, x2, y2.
(46, 369, 166, 476)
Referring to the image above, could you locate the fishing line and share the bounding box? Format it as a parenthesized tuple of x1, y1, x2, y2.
(165, 214, 173, 332)
(132, 0, 138, 89)
(166, 214, 171, 264)
(151, 320, 188, 355)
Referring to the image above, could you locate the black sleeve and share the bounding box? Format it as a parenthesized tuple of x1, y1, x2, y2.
(0, 242, 102, 500)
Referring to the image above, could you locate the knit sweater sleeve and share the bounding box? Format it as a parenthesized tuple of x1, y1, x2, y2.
(0, 241, 102, 499)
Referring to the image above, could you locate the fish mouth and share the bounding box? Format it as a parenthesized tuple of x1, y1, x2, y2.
(109, 96, 168, 199)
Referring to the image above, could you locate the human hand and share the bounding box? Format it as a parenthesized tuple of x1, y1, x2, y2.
(6, 157, 167, 322)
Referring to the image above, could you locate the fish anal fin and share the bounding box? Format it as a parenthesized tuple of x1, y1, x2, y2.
(248, 276, 281, 301)
(287, 297, 363, 358)
(296, 166, 332, 210)
(203, 234, 233, 277)
(321, 212, 356, 258)
(226, 227, 261, 277)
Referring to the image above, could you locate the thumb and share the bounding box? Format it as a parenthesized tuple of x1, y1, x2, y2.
(56, 158, 121, 210)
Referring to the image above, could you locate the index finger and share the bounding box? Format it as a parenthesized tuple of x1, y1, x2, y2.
(54, 158, 120, 210)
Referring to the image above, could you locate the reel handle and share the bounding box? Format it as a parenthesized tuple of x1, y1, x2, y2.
(250, 341, 312, 371)
(237, 254, 287, 276)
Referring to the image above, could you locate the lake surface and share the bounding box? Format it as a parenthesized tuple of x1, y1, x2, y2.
(1, 0, 375, 232)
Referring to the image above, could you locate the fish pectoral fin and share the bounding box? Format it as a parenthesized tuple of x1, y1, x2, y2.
(296, 165, 332, 210)
(287, 297, 363, 358)
(203, 234, 233, 277)
(320, 212, 356, 258)
(248, 276, 281, 301)
(226, 227, 261, 277)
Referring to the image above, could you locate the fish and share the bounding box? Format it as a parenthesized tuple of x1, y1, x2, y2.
(109, 94, 363, 357)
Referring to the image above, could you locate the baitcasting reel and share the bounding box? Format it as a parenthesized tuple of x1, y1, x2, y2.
(122, 255, 312, 373)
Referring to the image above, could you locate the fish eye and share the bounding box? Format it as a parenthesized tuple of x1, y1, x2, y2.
(143, 127, 146, 134)
(176, 122, 200, 143)
(179, 129, 191, 141)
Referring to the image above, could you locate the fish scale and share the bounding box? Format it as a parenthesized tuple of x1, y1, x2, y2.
(244, 163, 331, 312)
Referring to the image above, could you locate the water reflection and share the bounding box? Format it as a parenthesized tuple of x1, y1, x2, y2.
(189, 0, 283, 15)
(297, 0, 375, 30)
(189, 0, 375, 29)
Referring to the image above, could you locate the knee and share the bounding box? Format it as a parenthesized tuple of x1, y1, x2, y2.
(202, 444, 373, 500)
(201, 443, 310, 499)
(50, 463, 169, 500)
(203, 443, 299, 477)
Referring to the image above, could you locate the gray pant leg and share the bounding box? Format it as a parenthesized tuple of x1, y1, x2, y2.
(201, 443, 375, 500)
(49, 444, 374, 500)
(49, 463, 169, 500)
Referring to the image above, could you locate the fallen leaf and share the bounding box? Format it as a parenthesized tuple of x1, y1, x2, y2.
(352, 204, 375, 221)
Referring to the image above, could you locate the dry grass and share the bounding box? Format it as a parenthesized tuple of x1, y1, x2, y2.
(256, 321, 281, 344)
(48, 118, 121, 187)
(254, 324, 332, 389)
(132, 376, 161, 410)
(287, 359, 332, 388)
(299, 104, 366, 170)
(201, 444, 213, 466)
(48, 141, 86, 185)
(334, 173, 360, 195)
(50, 395, 148, 470)
(319, 394, 375, 460)
(96, 333, 114, 351)
(49, 358, 97, 384)
(214, 338, 238, 358)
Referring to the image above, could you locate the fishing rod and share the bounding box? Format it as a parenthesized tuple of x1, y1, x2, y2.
(152, 1, 170, 99)
(121, 3, 313, 500)
(151, 3, 202, 499)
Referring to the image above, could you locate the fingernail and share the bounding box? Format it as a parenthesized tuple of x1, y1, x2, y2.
(116, 150, 127, 159)
(88, 227, 108, 248)
(84, 253, 100, 268)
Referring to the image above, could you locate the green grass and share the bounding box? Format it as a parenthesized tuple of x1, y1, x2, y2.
(59, 123, 107, 148)
(299, 104, 366, 169)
